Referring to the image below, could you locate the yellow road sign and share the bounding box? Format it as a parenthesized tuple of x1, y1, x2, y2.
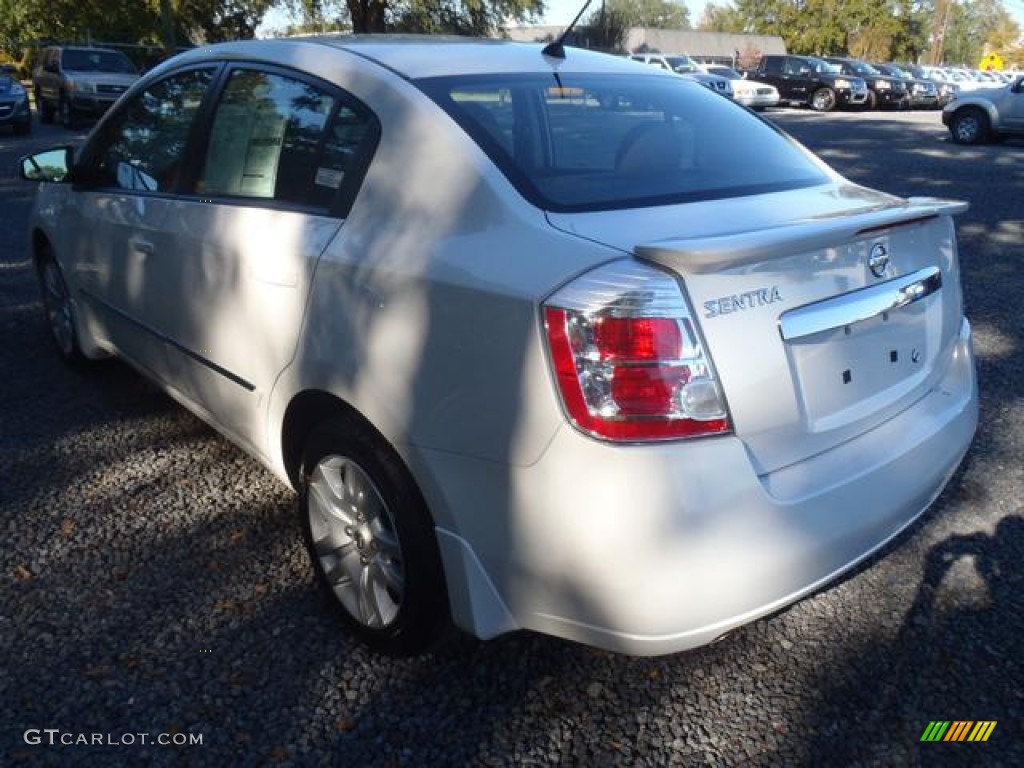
(979, 53, 1004, 71)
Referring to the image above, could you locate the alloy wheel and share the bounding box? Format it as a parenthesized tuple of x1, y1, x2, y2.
(954, 115, 980, 143)
(306, 455, 405, 629)
(40, 260, 75, 356)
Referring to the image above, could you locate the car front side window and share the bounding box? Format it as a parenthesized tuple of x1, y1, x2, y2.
(86, 68, 216, 193)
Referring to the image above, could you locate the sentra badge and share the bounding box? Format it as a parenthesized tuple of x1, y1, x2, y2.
(704, 287, 782, 319)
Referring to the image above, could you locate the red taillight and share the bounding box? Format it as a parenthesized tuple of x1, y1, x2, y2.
(544, 265, 731, 442)
(611, 365, 690, 415)
(594, 317, 682, 361)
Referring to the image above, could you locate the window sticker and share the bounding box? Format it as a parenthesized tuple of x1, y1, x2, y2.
(315, 167, 345, 189)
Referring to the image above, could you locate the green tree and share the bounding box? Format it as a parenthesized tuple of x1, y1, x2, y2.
(281, 0, 541, 33)
(984, 12, 1021, 51)
(0, 0, 160, 46)
(0, 0, 274, 53)
(727, 0, 1021, 64)
(178, 0, 275, 41)
(390, 0, 541, 34)
(889, 0, 930, 61)
(581, 3, 633, 51)
(941, 0, 1018, 64)
(280, 0, 352, 31)
(697, 3, 744, 32)
(598, 0, 690, 29)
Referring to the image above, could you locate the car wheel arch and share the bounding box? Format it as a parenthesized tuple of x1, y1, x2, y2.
(282, 390, 392, 491)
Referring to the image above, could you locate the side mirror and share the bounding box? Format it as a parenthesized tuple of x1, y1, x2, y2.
(20, 147, 73, 183)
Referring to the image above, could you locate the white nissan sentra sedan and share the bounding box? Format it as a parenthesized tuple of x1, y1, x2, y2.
(21, 37, 977, 656)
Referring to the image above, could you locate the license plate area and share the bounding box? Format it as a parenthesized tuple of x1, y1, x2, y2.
(785, 298, 939, 432)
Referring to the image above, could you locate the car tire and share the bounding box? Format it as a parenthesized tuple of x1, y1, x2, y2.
(58, 92, 76, 130)
(949, 107, 990, 145)
(14, 119, 31, 136)
(37, 255, 87, 366)
(810, 87, 836, 112)
(865, 91, 878, 110)
(36, 89, 54, 124)
(299, 417, 449, 656)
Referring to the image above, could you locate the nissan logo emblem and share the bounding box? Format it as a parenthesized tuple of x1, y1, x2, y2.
(868, 243, 889, 278)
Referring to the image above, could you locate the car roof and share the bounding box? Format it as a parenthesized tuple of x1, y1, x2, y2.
(170, 35, 659, 79)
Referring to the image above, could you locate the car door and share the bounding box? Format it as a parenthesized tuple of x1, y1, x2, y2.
(1004, 78, 1024, 130)
(148, 65, 380, 447)
(69, 66, 220, 380)
(781, 58, 813, 101)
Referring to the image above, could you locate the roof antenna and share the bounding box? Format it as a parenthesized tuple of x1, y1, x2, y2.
(542, 0, 596, 60)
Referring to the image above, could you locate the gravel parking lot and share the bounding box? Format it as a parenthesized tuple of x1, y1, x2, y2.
(1, 110, 1021, 767)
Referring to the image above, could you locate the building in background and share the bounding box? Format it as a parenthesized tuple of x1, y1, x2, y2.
(502, 26, 786, 66)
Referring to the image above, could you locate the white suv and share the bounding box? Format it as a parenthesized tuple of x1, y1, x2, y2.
(629, 53, 734, 98)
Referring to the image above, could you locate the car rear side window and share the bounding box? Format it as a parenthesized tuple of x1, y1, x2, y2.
(197, 68, 378, 213)
(419, 73, 829, 212)
(89, 68, 215, 193)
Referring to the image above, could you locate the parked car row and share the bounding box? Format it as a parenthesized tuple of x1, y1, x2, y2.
(738, 53, 1024, 116)
(0, 45, 142, 137)
(628, 53, 782, 110)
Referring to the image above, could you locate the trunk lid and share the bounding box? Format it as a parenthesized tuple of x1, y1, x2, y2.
(547, 184, 968, 474)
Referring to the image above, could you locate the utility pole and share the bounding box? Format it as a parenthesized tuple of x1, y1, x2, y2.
(930, 0, 952, 65)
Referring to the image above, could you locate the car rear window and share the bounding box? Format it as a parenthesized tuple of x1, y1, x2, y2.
(417, 74, 829, 212)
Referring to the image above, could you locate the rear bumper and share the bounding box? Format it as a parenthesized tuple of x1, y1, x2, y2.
(424, 319, 977, 655)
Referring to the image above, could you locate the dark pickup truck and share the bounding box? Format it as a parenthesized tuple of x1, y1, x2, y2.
(748, 55, 869, 112)
(824, 57, 911, 110)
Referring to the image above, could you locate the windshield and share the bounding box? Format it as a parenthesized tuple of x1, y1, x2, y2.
(418, 73, 829, 213)
(664, 56, 697, 74)
(883, 65, 911, 79)
(708, 67, 742, 80)
(847, 61, 880, 76)
(61, 49, 136, 74)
